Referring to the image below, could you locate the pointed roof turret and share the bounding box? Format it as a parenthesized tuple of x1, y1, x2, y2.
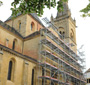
(51, 14, 54, 21)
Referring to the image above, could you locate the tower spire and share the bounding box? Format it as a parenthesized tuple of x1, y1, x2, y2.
(56, 2, 71, 18)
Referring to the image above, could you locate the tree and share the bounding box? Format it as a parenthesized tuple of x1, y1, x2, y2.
(0, 0, 68, 16)
(1, 0, 90, 17)
(80, 0, 90, 17)
(0, 1, 2, 6)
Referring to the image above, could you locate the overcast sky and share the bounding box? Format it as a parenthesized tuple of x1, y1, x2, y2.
(0, 0, 90, 71)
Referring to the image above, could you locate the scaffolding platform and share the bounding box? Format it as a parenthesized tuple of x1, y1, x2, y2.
(38, 26, 86, 85)
(39, 76, 69, 85)
(39, 62, 86, 82)
(42, 28, 83, 61)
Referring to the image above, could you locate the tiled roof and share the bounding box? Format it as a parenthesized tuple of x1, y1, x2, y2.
(85, 68, 90, 73)
(0, 20, 23, 38)
(5, 13, 44, 27)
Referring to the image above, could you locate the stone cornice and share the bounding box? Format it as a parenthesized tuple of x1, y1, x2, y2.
(0, 44, 38, 64)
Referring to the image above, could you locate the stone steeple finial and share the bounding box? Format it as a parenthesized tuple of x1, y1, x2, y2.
(56, 2, 71, 18)
(51, 14, 54, 21)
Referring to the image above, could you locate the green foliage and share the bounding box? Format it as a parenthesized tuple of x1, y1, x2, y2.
(80, 0, 90, 17)
(0, 1, 3, 6)
(10, 0, 68, 16)
(1, 0, 90, 17)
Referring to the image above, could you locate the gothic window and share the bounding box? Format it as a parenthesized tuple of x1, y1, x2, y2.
(31, 22, 35, 31)
(7, 61, 13, 80)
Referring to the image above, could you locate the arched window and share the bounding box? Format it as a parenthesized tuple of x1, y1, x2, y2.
(58, 27, 65, 39)
(12, 39, 17, 50)
(31, 22, 35, 31)
(7, 59, 15, 81)
(7, 61, 13, 80)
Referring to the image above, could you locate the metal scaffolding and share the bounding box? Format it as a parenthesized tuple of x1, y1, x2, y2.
(38, 18, 86, 85)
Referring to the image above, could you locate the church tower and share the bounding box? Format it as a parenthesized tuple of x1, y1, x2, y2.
(5, 13, 44, 37)
(52, 2, 77, 52)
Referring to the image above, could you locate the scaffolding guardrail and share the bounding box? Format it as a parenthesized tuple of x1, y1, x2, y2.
(40, 38, 82, 72)
(38, 18, 86, 85)
(39, 62, 86, 82)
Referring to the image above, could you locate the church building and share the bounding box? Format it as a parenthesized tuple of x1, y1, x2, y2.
(0, 2, 86, 85)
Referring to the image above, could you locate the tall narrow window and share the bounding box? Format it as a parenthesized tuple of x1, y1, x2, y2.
(12, 39, 17, 50)
(7, 61, 12, 80)
(31, 22, 35, 31)
(19, 22, 21, 31)
(12, 40, 15, 50)
(31, 69, 34, 85)
(31, 24, 32, 30)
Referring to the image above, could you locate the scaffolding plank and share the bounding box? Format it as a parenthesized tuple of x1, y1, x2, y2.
(39, 62, 86, 83)
(43, 28, 82, 61)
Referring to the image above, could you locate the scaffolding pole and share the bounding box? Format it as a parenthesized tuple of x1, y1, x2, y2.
(38, 18, 86, 85)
